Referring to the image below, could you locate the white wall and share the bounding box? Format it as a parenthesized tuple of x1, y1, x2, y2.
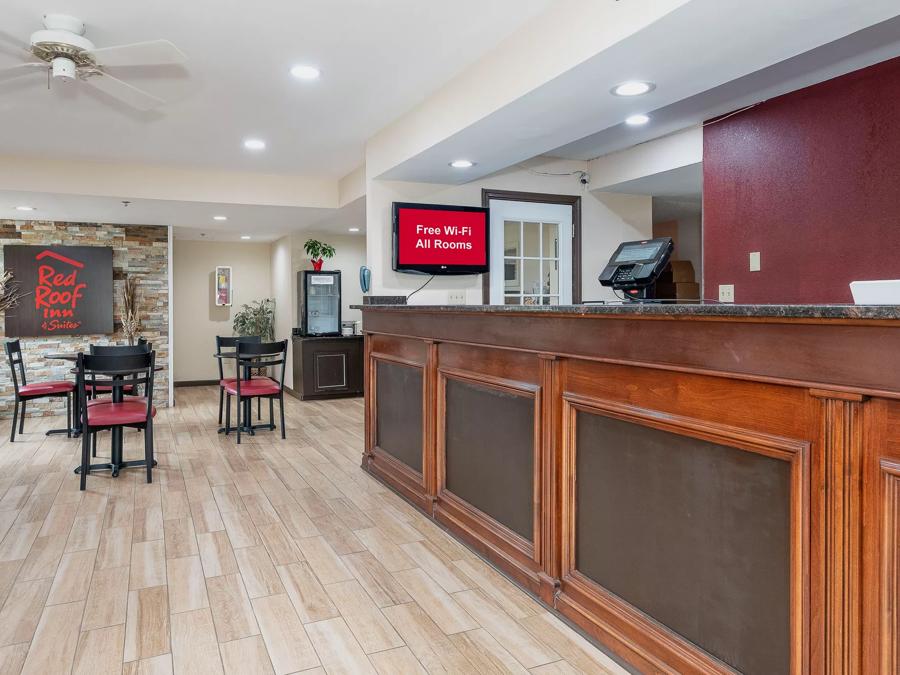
(293, 233, 367, 323)
(366, 158, 653, 304)
(653, 196, 703, 282)
(172, 240, 272, 382)
(270, 236, 294, 389)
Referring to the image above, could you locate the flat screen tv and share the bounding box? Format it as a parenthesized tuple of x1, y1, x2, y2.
(392, 202, 489, 275)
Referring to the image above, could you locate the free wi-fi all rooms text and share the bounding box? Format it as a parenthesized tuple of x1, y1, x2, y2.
(413, 224, 474, 250)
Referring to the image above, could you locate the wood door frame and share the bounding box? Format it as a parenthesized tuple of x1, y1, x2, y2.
(481, 189, 582, 304)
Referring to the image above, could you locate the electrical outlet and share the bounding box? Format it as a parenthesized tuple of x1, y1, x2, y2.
(749, 251, 761, 272)
(447, 291, 466, 305)
(718, 284, 735, 303)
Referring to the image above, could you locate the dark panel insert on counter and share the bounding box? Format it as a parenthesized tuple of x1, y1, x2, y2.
(375, 360, 424, 473)
(444, 377, 535, 541)
(575, 411, 791, 675)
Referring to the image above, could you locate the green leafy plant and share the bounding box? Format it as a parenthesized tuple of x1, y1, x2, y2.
(303, 239, 336, 269)
(232, 298, 275, 341)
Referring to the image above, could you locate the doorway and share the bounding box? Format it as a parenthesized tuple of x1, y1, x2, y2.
(481, 189, 581, 305)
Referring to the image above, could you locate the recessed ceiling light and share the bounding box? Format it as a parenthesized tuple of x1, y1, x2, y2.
(14, 205, 35, 211)
(349, 227, 360, 232)
(240, 235, 251, 240)
(611, 81, 655, 97)
(243, 138, 266, 151)
(625, 114, 650, 126)
(213, 215, 228, 221)
(449, 159, 475, 169)
(290, 64, 320, 80)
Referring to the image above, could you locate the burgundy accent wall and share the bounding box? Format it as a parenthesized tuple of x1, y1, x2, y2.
(703, 56, 900, 304)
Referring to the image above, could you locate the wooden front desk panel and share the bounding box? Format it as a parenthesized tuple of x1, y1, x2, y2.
(360, 307, 900, 674)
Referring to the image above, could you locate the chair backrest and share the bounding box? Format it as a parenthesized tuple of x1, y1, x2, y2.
(90, 343, 152, 356)
(236, 340, 288, 390)
(77, 351, 156, 425)
(215, 335, 261, 379)
(4, 339, 26, 392)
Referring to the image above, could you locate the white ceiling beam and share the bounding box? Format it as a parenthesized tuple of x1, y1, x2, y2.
(0, 155, 339, 209)
(588, 126, 702, 191)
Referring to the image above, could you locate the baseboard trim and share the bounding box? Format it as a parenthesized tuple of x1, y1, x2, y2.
(174, 380, 219, 387)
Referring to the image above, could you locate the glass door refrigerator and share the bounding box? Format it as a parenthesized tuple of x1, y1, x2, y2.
(298, 271, 341, 336)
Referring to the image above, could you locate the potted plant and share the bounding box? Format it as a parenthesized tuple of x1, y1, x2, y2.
(120, 275, 141, 345)
(233, 298, 275, 341)
(303, 239, 336, 271)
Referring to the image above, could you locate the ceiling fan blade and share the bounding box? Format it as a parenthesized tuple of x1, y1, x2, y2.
(0, 62, 47, 82)
(85, 39, 186, 67)
(82, 71, 165, 110)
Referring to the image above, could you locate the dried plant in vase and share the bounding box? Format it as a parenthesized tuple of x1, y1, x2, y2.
(0, 270, 25, 314)
(121, 275, 142, 345)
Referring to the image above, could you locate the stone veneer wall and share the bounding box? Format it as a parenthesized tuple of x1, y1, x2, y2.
(0, 221, 169, 419)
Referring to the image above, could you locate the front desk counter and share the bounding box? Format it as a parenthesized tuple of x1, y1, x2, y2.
(355, 302, 900, 675)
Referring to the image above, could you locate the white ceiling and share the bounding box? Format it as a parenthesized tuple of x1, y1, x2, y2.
(551, 13, 900, 160)
(0, 189, 359, 241)
(382, 0, 900, 184)
(599, 163, 702, 199)
(0, 0, 551, 178)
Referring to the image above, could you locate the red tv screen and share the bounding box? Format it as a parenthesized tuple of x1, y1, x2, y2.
(392, 202, 489, 275)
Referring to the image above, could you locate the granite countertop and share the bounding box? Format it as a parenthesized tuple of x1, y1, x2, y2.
(352, 302, 900, 320)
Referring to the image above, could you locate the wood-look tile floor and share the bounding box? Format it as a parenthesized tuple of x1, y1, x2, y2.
(0, 386, 626, 675)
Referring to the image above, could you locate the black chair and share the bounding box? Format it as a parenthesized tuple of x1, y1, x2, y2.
(5, 339, 74, 442)
(88, 341, 151, 398)
(215, 335, 262, 427)
(76, 351, 157, 490)
(88, 342, 152, 457)
(223, 340, 288, 444)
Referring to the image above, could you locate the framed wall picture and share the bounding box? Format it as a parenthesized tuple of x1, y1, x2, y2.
(215, 266, 232, 306)
(3, 245, 114, 336)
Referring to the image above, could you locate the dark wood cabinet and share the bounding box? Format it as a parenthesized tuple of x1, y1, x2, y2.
(291, 336, 363, 400)
(360, 304, 900, 675)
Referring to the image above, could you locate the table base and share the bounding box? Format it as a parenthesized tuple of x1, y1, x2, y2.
(218, 422, 276, 435)
(75, 458, 158, 478)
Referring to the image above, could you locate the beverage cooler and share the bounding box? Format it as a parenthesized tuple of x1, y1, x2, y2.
(297, 271, 341, 336)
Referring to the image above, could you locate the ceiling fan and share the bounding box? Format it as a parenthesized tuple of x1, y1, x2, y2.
(0, 13, 186, 111)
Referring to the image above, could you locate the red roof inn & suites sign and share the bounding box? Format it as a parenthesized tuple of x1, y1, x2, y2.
(3, 245, 113, 336)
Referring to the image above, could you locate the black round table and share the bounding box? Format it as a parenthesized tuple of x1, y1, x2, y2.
(45, 352, 82, 436)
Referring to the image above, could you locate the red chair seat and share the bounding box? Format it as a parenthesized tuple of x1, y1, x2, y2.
(20, 380, 74, 396)
(87, 399, 155, 426)
(222, 377, 280, 397)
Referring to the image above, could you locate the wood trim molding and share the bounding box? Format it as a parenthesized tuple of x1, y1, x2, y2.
(423, 340, 439, 508)
(173, 379, 218, 387)
(880, 459, 900, 675)
(559, 393, 811, 674)
(481, 188, 582, 304)
(814, 391, 867, 675)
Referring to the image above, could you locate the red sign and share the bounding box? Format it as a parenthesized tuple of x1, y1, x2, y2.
(396, 207, 487, 267)
(34, 250, 88, 332)
(4, 245, 113, 336)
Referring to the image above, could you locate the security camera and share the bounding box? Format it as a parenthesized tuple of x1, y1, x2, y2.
(578, 172, 590, 186)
